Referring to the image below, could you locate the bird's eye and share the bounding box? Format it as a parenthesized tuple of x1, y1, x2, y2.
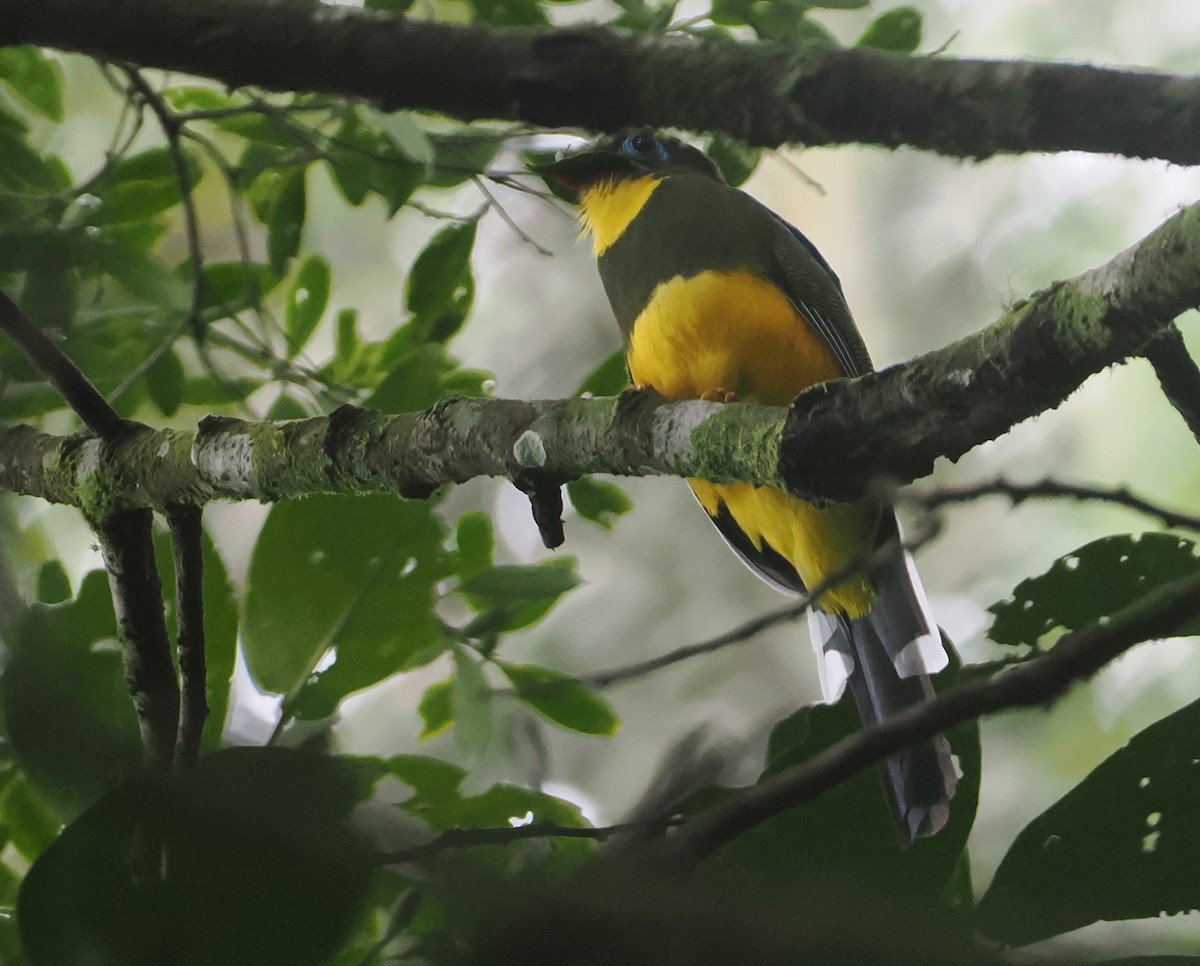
(622, 132, 668, 162)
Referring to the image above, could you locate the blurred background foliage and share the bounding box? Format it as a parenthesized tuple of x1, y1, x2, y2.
(1, 0, 1200, 962)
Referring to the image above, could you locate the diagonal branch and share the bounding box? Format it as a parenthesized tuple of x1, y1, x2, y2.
(1142, 323, 1200, 445)
(8, 0, 1200, 163)
(664, 568, 1200, 862)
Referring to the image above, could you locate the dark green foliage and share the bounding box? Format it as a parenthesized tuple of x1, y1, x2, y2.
(858, 6, 923, 52)
(0, 6, 1194, 963)
(989, 534, 1200, 648)
(18, 748, 378, 966)
(978, 697, 1200, 945)
(242, 494, 455, 718)
(697, 664, 980, 918)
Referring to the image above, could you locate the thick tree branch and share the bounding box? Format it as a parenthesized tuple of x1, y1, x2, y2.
(94, 508, 181, 780)
(665, 569, 1200, 862)
(5, 193, 1200, 511)
(782, 196, 1200, 502)
(7, 0, 1200, 162)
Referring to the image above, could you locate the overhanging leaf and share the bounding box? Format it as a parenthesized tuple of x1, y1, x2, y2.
(242, 494, 453, 715)
(497, 661, 619, 736)
(989, 534, 1200, 648)
(977, 697, 1200, 945)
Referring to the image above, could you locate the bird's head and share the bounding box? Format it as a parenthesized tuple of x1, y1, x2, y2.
(534, 128, 722, 199)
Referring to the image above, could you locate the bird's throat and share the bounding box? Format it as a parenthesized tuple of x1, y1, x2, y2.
(578, 175, 662, 256)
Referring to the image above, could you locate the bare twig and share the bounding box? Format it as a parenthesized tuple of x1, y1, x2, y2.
(665, 569, 1200, 861)
(904, 477, 1200, 533)
(0, 289, 127, 440)
(376, 818, 674, 866)
(168, 504, 208, 772)
(473, 175, 553, 256)
(109, 67, 207, 402)
(582, 521, 938, 690)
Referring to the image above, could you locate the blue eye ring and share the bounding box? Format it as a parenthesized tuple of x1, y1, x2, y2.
(622, 132, 668, 162)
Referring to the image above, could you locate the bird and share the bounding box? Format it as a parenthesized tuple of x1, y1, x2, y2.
(537, 128, 957, 841)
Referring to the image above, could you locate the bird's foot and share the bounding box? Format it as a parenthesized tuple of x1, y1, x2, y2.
(700, 387, 738, 403)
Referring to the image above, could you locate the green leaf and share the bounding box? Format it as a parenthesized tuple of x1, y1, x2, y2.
(365, 0, 415, 10)
(418, 678, 454, 739)
(3, 570, 142, 821)
(748, 0, 840, 45)
(0, 775, 61, 862)
(452, 646, 493, 755)
(498, 662, 619, 735)
(0, 124, 70, 192)
(18, 748, 377, 966)
(567, 477, 633, 529)
(857, 6, 923, 52)
(576, 348, 630, 397)
(988, 534, 1200, 648)
(427, 131, 505, 188)
(385, 754, 467, 810)
(459, 558, 580, 634)
(808, 0, 868, 7)
(88, 147, 204, 226)
(247, 166, 307, 273)
(978, 697, 1200, 945)
(285, 254, 331, 357)
(456, 512, 495, 577)
(200, 260, 281, 313)
(468, 0, 549, 25)
(706, 133, 761, 187)
(163, 85, 244, 114)
(144, 348, 185, 417)
(461, 560, 580, 601)
(35, 561, 71, 604)
(405, 221, 477, 342)
(0, 47, 64, 121)
(242, 494, 452, 715)
(325, 110, 426, 213)
(367, 343, 490, 414)
(698, 661, 980, 911)
(335, 308, 360, 365)
(181, 375, 261, 406)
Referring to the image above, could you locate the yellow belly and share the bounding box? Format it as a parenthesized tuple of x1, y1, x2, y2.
(626, 270, 877, 616)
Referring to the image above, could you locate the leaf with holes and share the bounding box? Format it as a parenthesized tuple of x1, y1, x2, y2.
(988, 534, 1200, 648)
(978, 697, 1200, 945)
(285, 255, 331, 357)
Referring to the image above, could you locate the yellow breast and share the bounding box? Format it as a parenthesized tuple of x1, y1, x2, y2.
(627, 269, 876, 617)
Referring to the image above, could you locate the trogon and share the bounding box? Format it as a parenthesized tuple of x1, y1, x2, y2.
(539, 128, 956, 841)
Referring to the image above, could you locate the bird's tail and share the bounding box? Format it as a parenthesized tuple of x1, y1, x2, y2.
(808, 524, 957, 842)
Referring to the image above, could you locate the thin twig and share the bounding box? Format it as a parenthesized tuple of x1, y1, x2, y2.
(376, 818, 676, 866)
(473, 175, 553, 256)
(109, 67, 207, 402)
(904, 477, 1200, 533)
(168, 504, 208, 772)
(581, 520, 940, 690)
(0, 289, 127, 439)
(665, 568, 1200, 861)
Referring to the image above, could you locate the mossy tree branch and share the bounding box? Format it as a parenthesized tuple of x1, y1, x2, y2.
(7, 0, 1200, 162)
(4, 192, 1200, 513)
